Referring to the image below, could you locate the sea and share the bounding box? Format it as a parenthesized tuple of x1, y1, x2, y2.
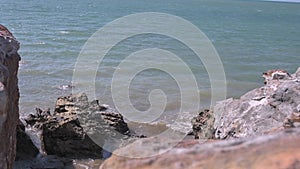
(1, 0, 300, 145)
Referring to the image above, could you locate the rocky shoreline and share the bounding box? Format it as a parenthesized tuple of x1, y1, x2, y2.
(14, 73, 300, 168)
(1, 25, 300, 169)
(15, 92, 151, 168)
(99, 68, 300, 169)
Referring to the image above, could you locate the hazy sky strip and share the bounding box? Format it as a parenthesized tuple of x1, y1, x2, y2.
(263, 0, 300, 3)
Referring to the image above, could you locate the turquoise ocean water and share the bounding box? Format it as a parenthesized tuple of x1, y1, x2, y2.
(1, 0, 299, 126)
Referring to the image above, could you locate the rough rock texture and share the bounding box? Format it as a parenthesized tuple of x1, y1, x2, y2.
(100, 128, 300, 169)
(0, 24, 20, 169)
(25, 93, 130, 158)
(191, 109, 215, 139)
(16, 120, 39, 160)
(214, 68, 300, 139)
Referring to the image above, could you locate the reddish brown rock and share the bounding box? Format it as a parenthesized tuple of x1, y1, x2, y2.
(0, 24, 20, 169)
(100, 128, 300, 169)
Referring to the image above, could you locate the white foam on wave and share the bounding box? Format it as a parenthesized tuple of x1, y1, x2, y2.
(35, 42, 45, 45)
(59, 30, 70, 34)
(167, 111, 196, 134)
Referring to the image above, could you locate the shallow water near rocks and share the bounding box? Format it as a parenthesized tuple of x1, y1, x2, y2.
(1, 0, 297, 117)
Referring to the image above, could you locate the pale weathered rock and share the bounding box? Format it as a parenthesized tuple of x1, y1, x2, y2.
(262, 69, 291, 84)
(214, 68, 300, 139)
(0, 24, 20, 169)
(294, 67, 300, 78)
(100, 128, 300, 169)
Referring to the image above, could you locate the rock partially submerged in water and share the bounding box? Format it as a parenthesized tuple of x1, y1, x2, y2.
(100, 128, 300, 169)
(214, 67, 300, 139)
(25, 93, 130, 158)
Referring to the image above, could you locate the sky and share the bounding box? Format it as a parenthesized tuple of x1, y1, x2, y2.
(263, 0, 300, 2)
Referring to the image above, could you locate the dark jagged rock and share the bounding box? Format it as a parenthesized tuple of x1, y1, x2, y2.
(25, 93, 130, 158)
(16, 120, 39, 160)
(214, 68, 300, 139)
(0, 24, 20, 169)
(191, 109, 215, 139)
(24, 108, 51, 129)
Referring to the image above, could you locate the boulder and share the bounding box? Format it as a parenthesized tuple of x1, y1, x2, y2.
(100, 128, 300, 169)
(0, 24, 20, 169)
(25, 93, 130, 158)
(214, 68, 300, 139)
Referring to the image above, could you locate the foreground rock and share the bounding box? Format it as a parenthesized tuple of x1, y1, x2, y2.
(100, 128, 300, 169)
(0, 24, 20, 169)
(25, 93, 130, 158)
(214, 68, 300, 139)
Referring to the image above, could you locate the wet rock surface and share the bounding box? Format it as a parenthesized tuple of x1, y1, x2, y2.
(214, 68, 300, 139)
(100, 128, 300, 169)
(25, 93, 130, 159)
(0, 24, 20, 169)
